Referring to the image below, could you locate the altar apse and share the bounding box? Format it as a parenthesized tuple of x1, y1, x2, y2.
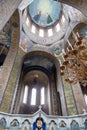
(0, 109, 87, 130)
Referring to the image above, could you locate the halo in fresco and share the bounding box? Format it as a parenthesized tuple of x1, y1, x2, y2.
(28, 0, 62, 27)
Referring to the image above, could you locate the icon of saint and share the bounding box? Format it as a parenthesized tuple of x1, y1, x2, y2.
(46, 13, 53, 24)
(33, 10, 41, 23)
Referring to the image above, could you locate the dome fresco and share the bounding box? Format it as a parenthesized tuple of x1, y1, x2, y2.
(28, 0, 62, 27)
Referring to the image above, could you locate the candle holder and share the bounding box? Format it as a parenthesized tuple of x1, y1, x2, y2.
(59, 34, 87, 86)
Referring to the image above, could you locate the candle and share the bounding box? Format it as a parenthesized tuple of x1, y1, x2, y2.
(72, 30, 78, 41)
(67, 39, 73, 50)
(62, 54, 65, 61)
(67, 47, 69, 52)
(59, 59, 62, 66)
(76, 32, 80, 37)
(62, 49, 66, 54)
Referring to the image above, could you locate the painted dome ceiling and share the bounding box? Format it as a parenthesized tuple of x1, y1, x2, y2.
(18, 0, 87, 54)
(28, 0, 62, 27)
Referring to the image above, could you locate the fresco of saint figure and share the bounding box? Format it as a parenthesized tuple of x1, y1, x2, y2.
(46, 13, 53, 24)
(33, 10, 41, 23)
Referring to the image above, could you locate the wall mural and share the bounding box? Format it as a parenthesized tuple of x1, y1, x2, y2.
(28, 0, 62, 27)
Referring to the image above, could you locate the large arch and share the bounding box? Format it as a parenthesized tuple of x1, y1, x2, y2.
(11, 50, 67, 116)
(0, 10, 20, 104)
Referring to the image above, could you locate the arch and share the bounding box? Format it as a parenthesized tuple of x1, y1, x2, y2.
(59, 120, 67, 130)
(59, 120, 66, 127)
(22, 120, 31, 130)
(73, 23, 87, 36)
(0, 118, 6, 129)
(10, 119, 19, 127)
(66, 22, 87, 44)
(49, 120, 57, 125)
(0, 10, 20, 104)
(65, 22, 87, 114)
(0, 20, 11, 66)
(84, 119, 87, 129)
(11, 50, 67, 116)
(22, 119, 30, 124)
(70, 120, 80, 130)
(49, 120, 57, 130)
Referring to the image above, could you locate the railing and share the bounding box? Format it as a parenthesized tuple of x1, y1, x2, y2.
(0, 109, 87, 130)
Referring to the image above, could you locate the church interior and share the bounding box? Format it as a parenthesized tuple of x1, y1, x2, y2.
(0, 0, 87, 130)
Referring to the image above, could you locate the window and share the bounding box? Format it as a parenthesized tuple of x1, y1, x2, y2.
(61, 15, 65, 23)
(24, 9, 27, 16)
(84, 94, 87, 105)
(56, 23, 60, 32)
(23, 85, 28, 104)
(39, 29, 44, 37)
(31, 88, 36, 105)
(31, 25, 36, 33)
(85, 31, 87, 37)
(41, 87, 45, 105)
(26, 17, 29, 26)
(48, 29, 53, 37)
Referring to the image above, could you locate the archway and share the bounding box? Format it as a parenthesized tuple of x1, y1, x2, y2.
(19, 70, 50, 114)
(12, 50, 67, 115)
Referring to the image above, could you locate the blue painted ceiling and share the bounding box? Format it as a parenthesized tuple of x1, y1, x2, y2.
(28, 0, 62, 27)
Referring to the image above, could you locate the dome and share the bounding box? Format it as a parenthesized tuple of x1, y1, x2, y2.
(28, 0, 62, 28)
(19, 0, 87, 53)
(21, 1, 70, 46)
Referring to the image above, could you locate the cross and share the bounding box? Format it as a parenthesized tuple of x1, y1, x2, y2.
(39, 105, 42, 110)
(38, 105, 42, 117)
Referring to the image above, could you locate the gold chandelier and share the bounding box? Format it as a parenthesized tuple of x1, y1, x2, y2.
(59, 33, 87, 86)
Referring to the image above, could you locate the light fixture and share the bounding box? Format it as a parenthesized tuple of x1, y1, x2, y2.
(59, 32, 87, 86)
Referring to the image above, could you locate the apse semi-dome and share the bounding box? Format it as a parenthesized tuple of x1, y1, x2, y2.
(28, 0, 62, 27)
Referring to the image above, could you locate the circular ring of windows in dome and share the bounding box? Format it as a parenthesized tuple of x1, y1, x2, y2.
(28, 0, 62, 28)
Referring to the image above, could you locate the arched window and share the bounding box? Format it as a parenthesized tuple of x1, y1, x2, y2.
(26, 17, 30, 26)
(23, 85, 28, 104)
(48, 29, 53, 37)
(61, 15, 65, 23)
(39, 29, 44, 37)
(41, 87, 45, 105)
(31, 88, 36, 105)
(16, 68, 61, 115)
(31, 25, 36, 33)
(56, 23, 60, 32)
